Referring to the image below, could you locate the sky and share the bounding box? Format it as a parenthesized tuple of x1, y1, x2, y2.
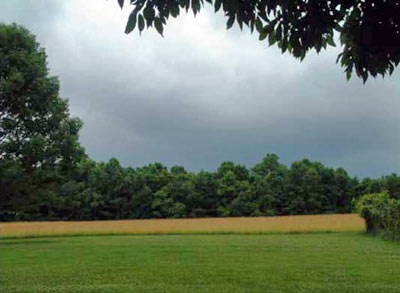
(2, 0, 400, 178)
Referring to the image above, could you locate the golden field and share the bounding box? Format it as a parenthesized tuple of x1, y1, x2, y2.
(0, 214, 365, 238)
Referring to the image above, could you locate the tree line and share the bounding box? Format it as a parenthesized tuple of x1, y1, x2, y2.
(1, 23, 399, 222)
(2, 152, 400, 221)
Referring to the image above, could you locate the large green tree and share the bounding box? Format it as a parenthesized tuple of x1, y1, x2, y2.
(117, 0, 400, 82)
(0, 23, 84, 172)
(0, 23, 85, 220)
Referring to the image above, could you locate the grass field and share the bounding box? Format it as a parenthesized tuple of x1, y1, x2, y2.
(2, 233, 400, 293)
(1, 214, 364, 238)
(2, 214, 399, 292)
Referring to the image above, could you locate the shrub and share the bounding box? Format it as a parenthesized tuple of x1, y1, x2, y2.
(356, 192, 400, 240)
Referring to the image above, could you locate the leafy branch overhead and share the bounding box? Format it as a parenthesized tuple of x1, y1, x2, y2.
(117, 0, 400, 82)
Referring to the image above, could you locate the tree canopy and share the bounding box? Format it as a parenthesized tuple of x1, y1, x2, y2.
(0, 24, 84, 171)
(0, 24, 85, 220)
(117, 0, 400, 82)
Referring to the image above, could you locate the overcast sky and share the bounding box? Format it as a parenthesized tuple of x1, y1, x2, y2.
(2, 0, 400, 177)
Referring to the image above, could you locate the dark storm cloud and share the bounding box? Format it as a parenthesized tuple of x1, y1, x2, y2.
(2, 0, 400, 177)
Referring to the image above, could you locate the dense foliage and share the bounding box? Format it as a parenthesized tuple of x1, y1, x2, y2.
(117, 0, 400, 82)
(356, 192, 400, 241)
(2, 151, 400, 221)
(0, 24, 85, 221)
(1, 23, 399, 222)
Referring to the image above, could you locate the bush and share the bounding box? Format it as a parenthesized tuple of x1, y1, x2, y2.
(356, 192, 400, 240)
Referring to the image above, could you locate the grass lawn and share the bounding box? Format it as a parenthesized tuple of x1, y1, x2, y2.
(1, 233, 400, 293)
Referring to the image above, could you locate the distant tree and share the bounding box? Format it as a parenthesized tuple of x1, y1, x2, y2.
(333, 168, 354, 212)
(252, 153, 280, 178)
(217, 161, 249, 181)
(354, 177, 384, 199)
(286, 160, 325, 214)
(254, 164, 288, 216)
(100, 158, 126, 219)
(151, 187, 174, 217)
(117, 0, 400, 82)
(170, 165, 186, 175)
(231, 181, 260, 216)
(187, 171, 218, 217)
(382, 174, 400, 200)
(131, 185, 153, 218)
(216, 170, 238, 216)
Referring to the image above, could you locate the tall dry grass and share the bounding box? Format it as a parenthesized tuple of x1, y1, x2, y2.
(0, 214, 365, 239)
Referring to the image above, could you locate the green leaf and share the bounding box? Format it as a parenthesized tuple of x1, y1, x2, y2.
(118, 0, 124, 9)
(259, 30, 267, 41)
(184, 0, 190, 11)
(346, 69, 352, 81)
(237, 14, 243, 30)
(125, 11, 137, 34)
(255, 19, 263, 33)
(276, 25, 282, 42)
(361, 71, 368, 83)
(268, 31, 276, 46)
(340, 32, 346, 45)
(227, 15, 235, 29)
(287, 42, 292, 53)
(215, 0, 222, 12)
(250, 19, 255, 33)
(326, 35, 336, 47)
(315, 41, 322, 53)
(336, 52, 343, 63)
(171, 4, 180, 17)
(154, 18, 163, 36)
(322, 38, 327, 49)
(300, 50, 306, 61)
(334, 23, 342, 32)
(281, 39, 288, 53)
(138, 15, 145, 32)
(192, 0, 201, 15)
(143, 6, 155, 27)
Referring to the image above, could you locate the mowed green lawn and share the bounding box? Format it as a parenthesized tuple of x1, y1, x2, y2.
(1, 233, 400, 293)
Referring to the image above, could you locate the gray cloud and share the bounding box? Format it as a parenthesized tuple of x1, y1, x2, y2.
(2, 0, 400, 177)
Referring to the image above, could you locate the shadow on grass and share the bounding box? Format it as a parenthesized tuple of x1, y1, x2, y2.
(1, 230, 366, 241)
(0, 239, 58, 245)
